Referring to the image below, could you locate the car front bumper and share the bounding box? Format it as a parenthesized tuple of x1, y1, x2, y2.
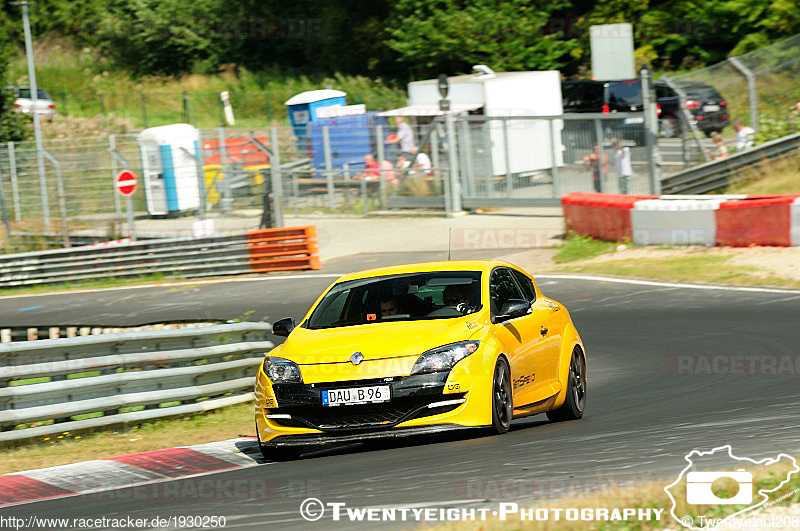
(256, 369, 491, 445)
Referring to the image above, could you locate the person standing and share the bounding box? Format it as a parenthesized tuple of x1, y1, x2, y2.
(733, 119, 755, 151)
(611, 139, 632, 194)
(583, 143, 608, 193)
(391, 116, 416, 157)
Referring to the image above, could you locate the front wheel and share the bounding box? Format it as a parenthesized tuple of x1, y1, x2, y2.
(546, 347, 586, 422)
(490, 357, 513, 434)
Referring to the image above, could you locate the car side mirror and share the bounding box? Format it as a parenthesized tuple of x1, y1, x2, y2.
(272, 317, 296, 337)
(496, 299, 531, 323)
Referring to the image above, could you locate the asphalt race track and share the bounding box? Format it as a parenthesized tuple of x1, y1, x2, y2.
(2, 252, 800, 529)
(0, 251, 502, 328)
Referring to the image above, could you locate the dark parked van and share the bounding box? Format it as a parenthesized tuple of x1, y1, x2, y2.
(561, 79, 648, 147)
(561, 79, 729, 138)
(654, 81, 728, 137)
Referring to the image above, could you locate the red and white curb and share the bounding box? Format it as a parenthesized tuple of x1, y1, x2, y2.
(562, 193, 800, 246)
(0, 438, 261, 508)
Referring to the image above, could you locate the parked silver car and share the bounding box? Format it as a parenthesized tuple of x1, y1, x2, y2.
(11, 86, 56, 121)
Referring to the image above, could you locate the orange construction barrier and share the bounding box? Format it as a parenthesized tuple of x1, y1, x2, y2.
(246, 226, 321, 272)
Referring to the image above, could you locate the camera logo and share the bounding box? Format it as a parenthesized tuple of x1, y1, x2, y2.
(665, 445, 799, 530)
(686, 469, 752, 505)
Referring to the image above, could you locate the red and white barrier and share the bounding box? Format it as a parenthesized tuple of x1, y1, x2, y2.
(0, 438, 260, 508)
(561, 193, 800, 247)
(793, 197, 800, 246)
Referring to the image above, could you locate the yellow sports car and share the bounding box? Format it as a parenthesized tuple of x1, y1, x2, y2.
(255, 260, 586, 460)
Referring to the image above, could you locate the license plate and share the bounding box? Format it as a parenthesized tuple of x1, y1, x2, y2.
(703, 105, 720, 112)
(624, 117, 644, 124)
(322, 385, 390, 406)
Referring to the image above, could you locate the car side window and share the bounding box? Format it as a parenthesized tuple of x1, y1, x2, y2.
(510, 270, 536, 302)
(655, 85, 674, 99)
(490, 268, 524, 318)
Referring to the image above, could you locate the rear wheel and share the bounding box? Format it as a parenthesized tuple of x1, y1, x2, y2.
(546, 347, 586, 422)
(490, 357, 513, 434)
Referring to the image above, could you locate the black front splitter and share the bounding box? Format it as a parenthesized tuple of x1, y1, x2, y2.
(263, 424, 480, 447)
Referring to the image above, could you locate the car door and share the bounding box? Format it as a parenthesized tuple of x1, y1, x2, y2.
(509, 268, 559, 389)
(489, 267, 549, 409)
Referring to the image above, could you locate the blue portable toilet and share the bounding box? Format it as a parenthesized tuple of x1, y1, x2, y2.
(285, 90, 347, 148)
(308, 112, 389, 175)
(137, 124, 202, 217)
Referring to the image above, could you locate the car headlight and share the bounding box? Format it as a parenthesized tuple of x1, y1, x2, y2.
(263, 357, 303, 383)
(411, 341, 480, 375)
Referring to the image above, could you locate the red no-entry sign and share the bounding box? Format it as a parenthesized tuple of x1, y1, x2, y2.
(115, 171, 138, 196)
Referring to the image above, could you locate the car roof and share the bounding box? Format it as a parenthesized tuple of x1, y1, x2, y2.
(334, 259, 525, 283)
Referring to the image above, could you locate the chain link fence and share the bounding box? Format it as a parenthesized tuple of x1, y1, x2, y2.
(0, 106, 665, 235)
(670, 33, 800, 141)
(0, 112, 662, 249)
(5, 31, 800, 251)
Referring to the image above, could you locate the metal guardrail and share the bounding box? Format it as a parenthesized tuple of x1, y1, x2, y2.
(660, 132, 800, 194)
(0, 322, 273, 443)
(0, 322, 221, 343)
(0, 226, 320, 288)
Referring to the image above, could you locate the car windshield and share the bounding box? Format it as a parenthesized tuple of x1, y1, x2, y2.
(17, 88, 50, 100)
(307, 271, 482, 329)
(608, 81, 642, 107)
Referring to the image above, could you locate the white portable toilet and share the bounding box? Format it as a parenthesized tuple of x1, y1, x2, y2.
(138, 124, 202, 217)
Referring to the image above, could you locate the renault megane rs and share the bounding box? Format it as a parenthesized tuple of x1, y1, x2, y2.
(255, 260, 587, 460)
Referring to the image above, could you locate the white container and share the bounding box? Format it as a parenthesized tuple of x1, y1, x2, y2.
(138, 124, 201, 217)
(403, 70, 564, 175)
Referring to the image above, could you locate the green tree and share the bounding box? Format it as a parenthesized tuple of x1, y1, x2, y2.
(0, 9, 29, 142)
(385, 0, 576, 78)
(0, 86, 28, 143)
(95, 0, 222, 75)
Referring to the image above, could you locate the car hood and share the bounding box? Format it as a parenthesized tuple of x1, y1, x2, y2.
(282, 316, 483, 366)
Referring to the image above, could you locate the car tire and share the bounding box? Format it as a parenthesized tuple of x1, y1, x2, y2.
(490, 357, 513, 434)
(546, 347, 586, 422)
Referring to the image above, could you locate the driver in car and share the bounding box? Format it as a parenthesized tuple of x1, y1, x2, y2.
(443, 285, 472, 307)
(380, 297, 405, 317)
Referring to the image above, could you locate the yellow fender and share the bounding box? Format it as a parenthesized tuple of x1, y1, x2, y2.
(550, 320, 586, 410)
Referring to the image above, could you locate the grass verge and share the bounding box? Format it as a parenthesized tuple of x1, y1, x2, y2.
(553, 233, 619, 264)
(0, 402, 255, 476)
(723, 153, 800, 195)
(552, 252, 800, 288)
